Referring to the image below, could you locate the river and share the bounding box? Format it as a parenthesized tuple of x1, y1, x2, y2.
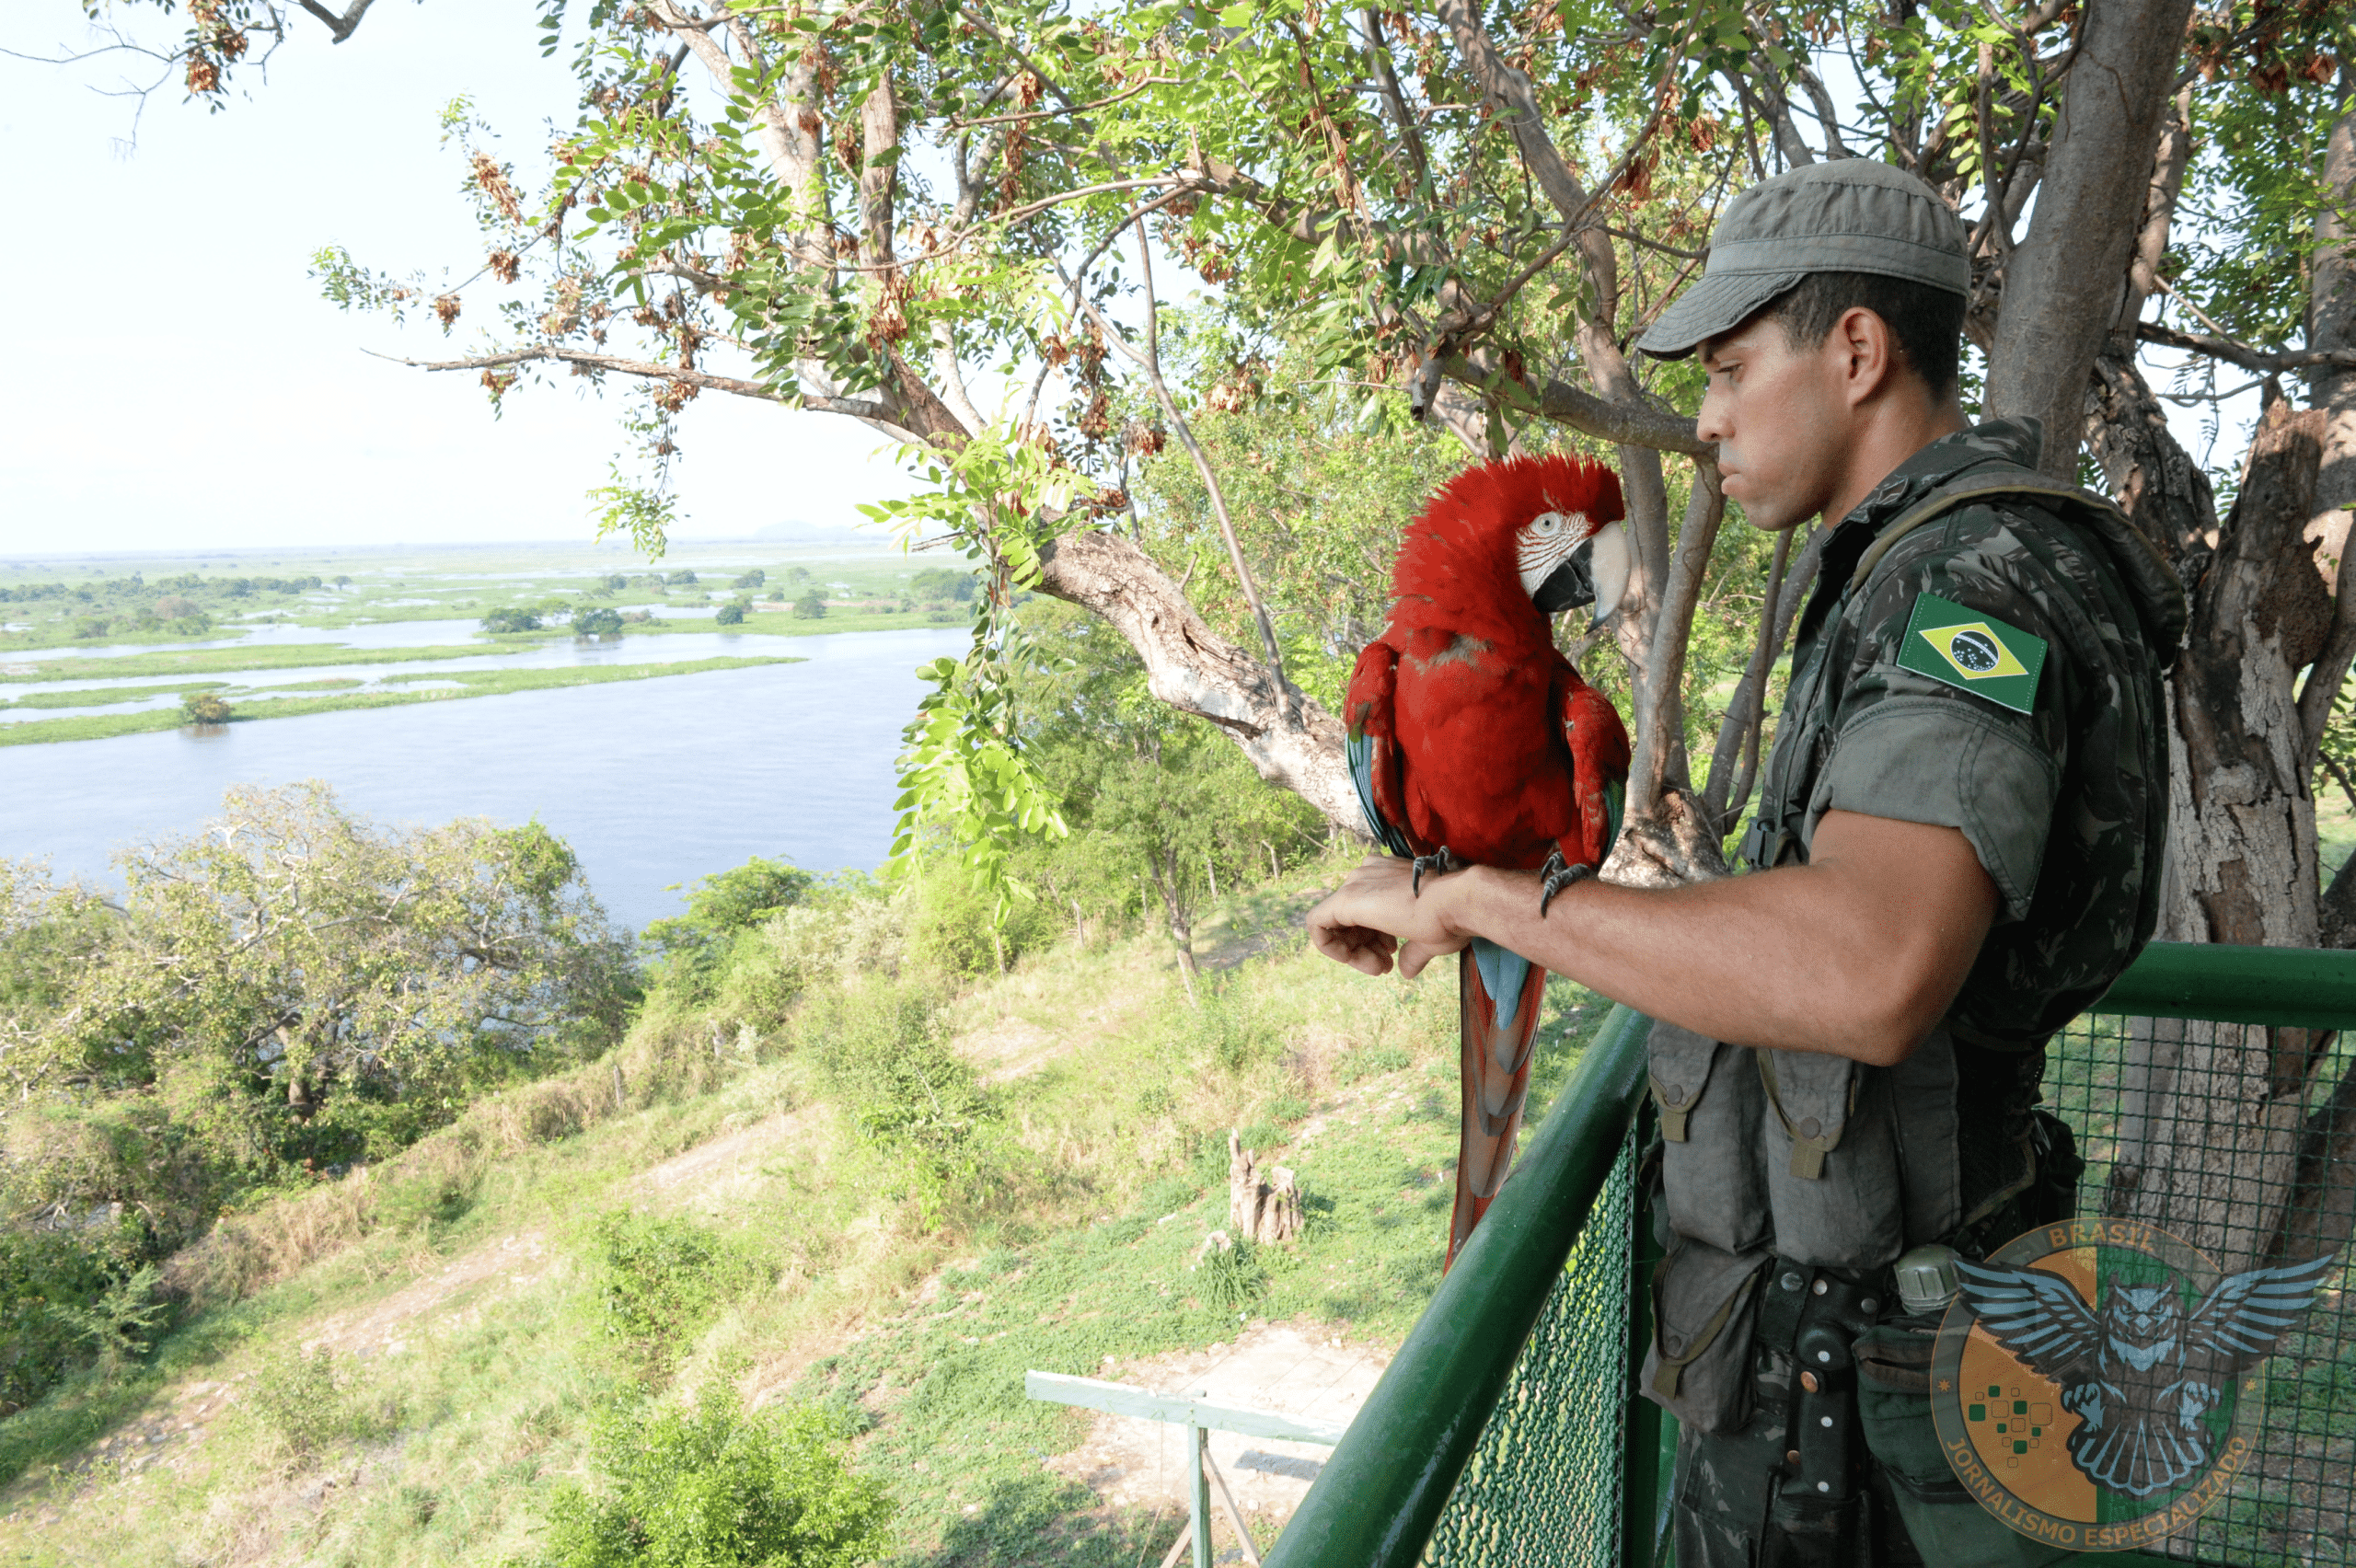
(0, 625, 969, 929)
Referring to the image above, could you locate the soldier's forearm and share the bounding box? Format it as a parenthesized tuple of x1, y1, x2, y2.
(1418, 811, 1999, 1065)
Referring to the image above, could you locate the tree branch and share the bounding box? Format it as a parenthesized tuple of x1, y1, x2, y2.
(378, 345, 912, 433)
(1439, 351, 1711, 455)
(1701, 524, 1794, 833)
(1068, 234, 1295, 709)
(2137, 321, 2356, 375)
(295, 0, 378, 44)
(1360, 9, 1432, 191)
(1625, 459, 1727, 817)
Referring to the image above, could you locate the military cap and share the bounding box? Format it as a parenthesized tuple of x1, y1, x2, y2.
(1636, 160, 1969, 358)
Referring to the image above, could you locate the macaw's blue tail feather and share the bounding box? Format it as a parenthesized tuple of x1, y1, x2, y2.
(1470, 937, 1530, 1027)
(1448, 940, 1547, 1271)
(1604, 777, 1626, 859)
(1345, 731, 1415, 858)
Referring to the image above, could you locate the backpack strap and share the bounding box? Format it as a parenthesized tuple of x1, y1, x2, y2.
(1845, 469, 2187, 649)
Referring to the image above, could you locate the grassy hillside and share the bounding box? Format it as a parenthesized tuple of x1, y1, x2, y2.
(0, 862, 1610, 1567)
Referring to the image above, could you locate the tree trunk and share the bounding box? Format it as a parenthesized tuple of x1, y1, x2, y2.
(1984, 0, 2194, 478)
(1228, 1130, 1302, 1246)
(2100, 401, 2335, 1276)
(1149, 851, 1201, 1006)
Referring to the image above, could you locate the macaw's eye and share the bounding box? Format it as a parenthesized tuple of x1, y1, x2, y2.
(1530, 513, 1563, 536)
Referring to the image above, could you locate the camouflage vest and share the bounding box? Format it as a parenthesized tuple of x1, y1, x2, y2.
(1639, 425, 2185, 1432)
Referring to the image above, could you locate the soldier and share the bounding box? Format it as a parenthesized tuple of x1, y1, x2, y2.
(1308, 159, 2183, 1565)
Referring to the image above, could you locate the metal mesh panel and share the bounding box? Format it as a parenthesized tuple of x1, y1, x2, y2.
(2042, 1013, 2356, 1567)
(1424, 1126, 1638, 1568)
(1414, 1009, 2355, 1568)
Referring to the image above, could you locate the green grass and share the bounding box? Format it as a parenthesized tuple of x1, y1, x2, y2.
(0, 680, 227, 710)
(0, 656, 804, 746)
(0, 862, 1611, 1567)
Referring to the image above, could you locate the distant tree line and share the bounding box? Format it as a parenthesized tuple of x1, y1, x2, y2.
(0, 572, 324, 604)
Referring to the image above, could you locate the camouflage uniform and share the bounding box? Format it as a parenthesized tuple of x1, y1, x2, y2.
(1648, 418, 2185, 1568)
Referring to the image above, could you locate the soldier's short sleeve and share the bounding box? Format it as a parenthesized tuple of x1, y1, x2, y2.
(1811, 540, 2069, 922)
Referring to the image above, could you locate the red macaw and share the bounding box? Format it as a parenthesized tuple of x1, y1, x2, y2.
(1344, 454, 1633, 1269)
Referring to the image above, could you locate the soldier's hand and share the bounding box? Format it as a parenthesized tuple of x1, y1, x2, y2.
(1308, 855, 1472, 978)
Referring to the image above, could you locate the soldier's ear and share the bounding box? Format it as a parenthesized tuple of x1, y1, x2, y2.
(1832, 306, 1900, 407)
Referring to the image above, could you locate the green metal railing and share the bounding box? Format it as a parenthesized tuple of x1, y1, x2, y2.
(1264, 943, 2356, 1568)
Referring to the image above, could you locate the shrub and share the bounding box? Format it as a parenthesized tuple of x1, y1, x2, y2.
(587, 1211, 756, 1363)
(733, 569, 765, 589)
(180, 692, 232, 724)
(902, 863, 1058, 979)
(714, 604, 745, 627)
(791, 590, 826, 619)
(251, 1345, 347, 1458)
(534, 1387, 889, 1568)
(1179, 986, 1276, 1075)
(710, 886, 906, 1023)
(643, 857, 814, 994)
(575, 607, 624, 638)
(0, 1224, 156, 1414)
(665, 570, 699, 586)
(800, 980, 996, 1226)
(482, 608, 541, 633)
(1196, 1236, 1268, 1312)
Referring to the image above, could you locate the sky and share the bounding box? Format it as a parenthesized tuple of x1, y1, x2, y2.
(0, 6, 2255, 559)
(0, 2, 917, 555)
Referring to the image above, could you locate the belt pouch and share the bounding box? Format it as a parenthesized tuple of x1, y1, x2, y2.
(1854, 1323, 2075, 1568)
(1640, 1235, 1772, 1434)
(1650, 1021, 1771, 1253)
(1760, 1050, 1905, 1268)
(1886, 1027, 1962, 1245)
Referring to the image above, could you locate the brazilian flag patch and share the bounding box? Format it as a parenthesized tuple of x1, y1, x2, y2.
(1897, 594, 2046, 713)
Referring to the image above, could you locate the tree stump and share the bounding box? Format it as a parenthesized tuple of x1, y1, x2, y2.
(1228, 1130, 1301, 1246)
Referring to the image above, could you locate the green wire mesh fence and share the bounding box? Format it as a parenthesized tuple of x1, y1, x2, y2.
(2041, 1013, 2356, 1567)
(1412, 1011, 2356, 1568)
(1423, 1128, 1639, 1568)
(1268, 947, 2356, 1568)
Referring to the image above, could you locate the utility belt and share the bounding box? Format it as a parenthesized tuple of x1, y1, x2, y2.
(1641, 1018, 2081, 1565)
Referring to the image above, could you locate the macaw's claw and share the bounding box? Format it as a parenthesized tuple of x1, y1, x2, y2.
(1410, 846, 1462, 895)
(1537, 849, 1596, 917)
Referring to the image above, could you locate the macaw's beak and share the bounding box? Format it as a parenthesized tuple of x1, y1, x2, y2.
(1533, 521, 1632, 628)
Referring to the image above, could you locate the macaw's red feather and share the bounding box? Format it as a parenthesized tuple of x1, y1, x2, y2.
(1448, 946, 1548, 1270)
(1345, 451, 1634, 1274)
(1357, 451, 1627, 872)
(1388, 453, 1625, 651)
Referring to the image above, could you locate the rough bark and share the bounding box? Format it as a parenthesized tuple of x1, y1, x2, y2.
(2302, 86, 2356, 774)
(2100, 403, 2333, 1276)
(1984, 0, 2194, 478)
(1228, 1130, 1302, 1246)
(1627, 461, 1727, 819)
(2158, 399, 2331, 950)
(1600, 785, 1731, 889)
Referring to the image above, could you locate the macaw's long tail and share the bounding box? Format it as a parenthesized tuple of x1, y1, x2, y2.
(1446, 937, 1547, 1271)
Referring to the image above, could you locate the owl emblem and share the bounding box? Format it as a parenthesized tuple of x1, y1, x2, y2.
(1955, 1252, 2335, 1498)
